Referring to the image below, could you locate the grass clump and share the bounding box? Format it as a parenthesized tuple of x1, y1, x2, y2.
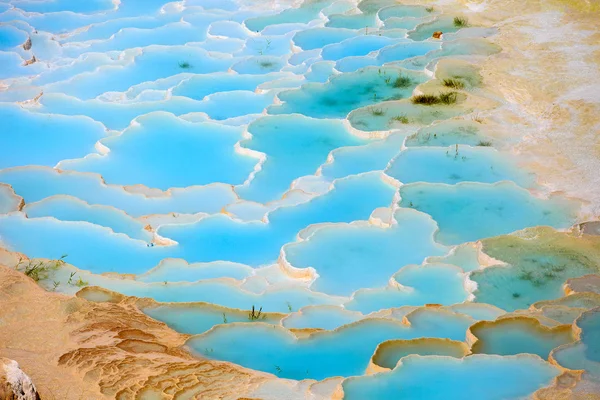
(425, 6, 434, 12)
(248, 305, 266, 321)
(391, 115, 409, 124)
(477, 140, 493, 147)
(369, 107, 385, 116)
(443, 78, 464, 89)
(16, 255, 67, 282)
(178, 61, 192, 69)
(411, 94, 439, 105)
(411, 92, 458, 105)
(453, 16, 468, 27)
(393, 75, 412, 88)
(439, 91, 458, 104)
(259, 61, 275, 68)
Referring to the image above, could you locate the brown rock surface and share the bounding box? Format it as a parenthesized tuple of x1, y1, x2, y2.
(0, 264, 268, 399)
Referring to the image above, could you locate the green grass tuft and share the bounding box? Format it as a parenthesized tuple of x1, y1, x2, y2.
(370, 107, 385, 116)
(391, 115, 409, 124)
(425, 6, 434, 12)
(178, 61, 192, 69)
(439, 91, 458, 105)
(477, 140, 493, 147)
(443, 78, 464, 89)
(454, 16, 468, 27)
(248, 305, 266, 321)
(411, 92, 458, 105)
(411, 94, 439, 105)
(393, 75, 412, 88)
(259, 61, 275, 68)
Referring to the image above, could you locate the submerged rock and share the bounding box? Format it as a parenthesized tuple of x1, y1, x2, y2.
(22, 37, 31, 51)
(0, 358, 40, 400)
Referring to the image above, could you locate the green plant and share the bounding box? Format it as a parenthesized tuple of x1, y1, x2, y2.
(454, 16, 468, 27)
(248, 305, 266, 321)
(52, 280, 60, 291)
(67, 272, 76, 285)
(16, 255, 67, 282)
(286, 302, 293, 312)
(443, 78, 464, 89)
(393, 75, 412, 88)
(222, 313, 228, 323)
(391, 115, 409, 124)
(74, 276, 88, 287)
(426, 6, 434, 12)
(274, 365, 282, 374)
(411, 94, 439, 105)
(439, 91, 458, 104)
(259, 61, 275, 68)
(477, 140, 493, 147)
(178, 61, 192, 69)
(370, 107, 385, 116)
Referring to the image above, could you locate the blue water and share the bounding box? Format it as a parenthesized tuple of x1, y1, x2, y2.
(342, 354, 559, 399)
(0, 0, 591, 394)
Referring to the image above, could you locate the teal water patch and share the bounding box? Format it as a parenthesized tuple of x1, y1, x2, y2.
(408, 15, 463, 41)
(244, 0, 336, 32)
(187, 308, 474, 380)
(237, 115, 367, 202)
(405, 120, 494, 147)
(172, 72, 289, 100)
(334, 40, 441, 73)
(342, 354, 559, 399)
(283, 208, 446, 296)
(472, 228, 600, 311)
(0, 173, 396, 273)
(0, 184, 20, 213)
(138, 259, 253, 283)
(44, 45, 232, 100)
(321, 35, 399, 61)
(36, 92, 272, 131)
(321, 133, 404, 180)
(268, 66, 427, 119)
(552, 308, 600, 380)
(471, 318, 573, 359)
(348, 100, 465, 132)
(143, 303, 283, 335)
(386, 146, 536, 187)
(0, 24, 28, 50)
(0, 167, 237, 217)
(11, 0, 115, 14)
(161, 172, 397, 266)
(345, 263, 468, 313)
(292, 27, 357, 51)
(23, 196, 152, 241)
(372, 338, 467, 370)
(0, 104, 106, 169)
(399, 182, 579, 245)
(59, 112, 258, 190)
(281, 306, 363, 330)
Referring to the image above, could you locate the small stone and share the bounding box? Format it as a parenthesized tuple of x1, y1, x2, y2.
(432, 31, 443, 39)
(22, 37, 32, 51)
(0, 358, 41, 400)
